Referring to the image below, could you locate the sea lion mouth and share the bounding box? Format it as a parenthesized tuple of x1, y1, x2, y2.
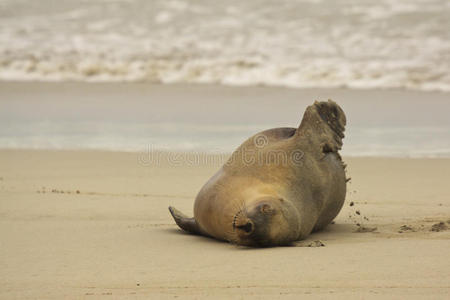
(236, 221, 253, 233)
(232, 209, 255, 235)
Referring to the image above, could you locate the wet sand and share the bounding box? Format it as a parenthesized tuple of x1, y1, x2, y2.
(0, 150, 449, 299)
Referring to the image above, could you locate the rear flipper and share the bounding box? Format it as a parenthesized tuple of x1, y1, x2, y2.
(168, 206, 202, 235)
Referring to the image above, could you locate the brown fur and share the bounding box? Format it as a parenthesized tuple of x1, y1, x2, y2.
(169, 100, 347, 247)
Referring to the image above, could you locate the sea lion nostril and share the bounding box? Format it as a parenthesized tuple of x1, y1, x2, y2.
(236, 222, 253, 233)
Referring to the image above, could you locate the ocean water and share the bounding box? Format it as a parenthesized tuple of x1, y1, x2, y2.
(2, 121, 450, 158)
(1, 0, 449, 91)
(1, 83, 449, 157)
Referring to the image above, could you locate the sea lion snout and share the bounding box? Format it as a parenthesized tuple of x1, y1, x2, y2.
(232, 208, 254, 235)
(234, 220, 254, 234)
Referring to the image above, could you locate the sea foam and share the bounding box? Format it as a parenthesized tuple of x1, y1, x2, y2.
(0, 0, 449, 91)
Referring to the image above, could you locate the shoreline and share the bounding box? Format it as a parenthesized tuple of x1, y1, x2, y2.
(3, 79, 450, 93)
(1, 81, 450, 157)
(2, 147, 450, 159)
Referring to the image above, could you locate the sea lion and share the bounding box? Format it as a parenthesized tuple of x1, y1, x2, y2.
(169, 100, 347, 247)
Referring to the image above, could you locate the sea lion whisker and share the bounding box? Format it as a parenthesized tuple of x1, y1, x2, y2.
(232, 208, 244, 230)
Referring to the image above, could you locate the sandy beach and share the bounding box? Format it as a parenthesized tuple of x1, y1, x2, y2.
(2, 0, 450, 298)
(1, 149, 449, 299)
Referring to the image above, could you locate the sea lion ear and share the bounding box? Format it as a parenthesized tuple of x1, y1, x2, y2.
(297, 100, 346, 155)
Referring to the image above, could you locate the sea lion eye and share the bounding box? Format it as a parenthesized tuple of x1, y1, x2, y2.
(260, 203, 274, 214)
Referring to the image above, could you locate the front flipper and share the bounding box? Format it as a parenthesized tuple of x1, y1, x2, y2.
(168, 206, 202, 235)
(297, 100, 346, 159)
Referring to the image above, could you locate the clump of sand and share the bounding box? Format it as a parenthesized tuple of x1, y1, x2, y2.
(431, 222, 448, 232)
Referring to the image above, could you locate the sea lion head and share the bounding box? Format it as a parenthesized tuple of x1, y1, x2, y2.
(231, 196, 300, 247)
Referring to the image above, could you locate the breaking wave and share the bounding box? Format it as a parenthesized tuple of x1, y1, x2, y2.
(1, 0, 449, 91)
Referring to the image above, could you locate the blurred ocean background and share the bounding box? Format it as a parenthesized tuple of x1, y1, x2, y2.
(0, 0, 449, 157)
(0, 0, 449, 91)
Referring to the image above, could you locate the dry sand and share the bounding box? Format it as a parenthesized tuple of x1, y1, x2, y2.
(0, 149, 449, 299)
